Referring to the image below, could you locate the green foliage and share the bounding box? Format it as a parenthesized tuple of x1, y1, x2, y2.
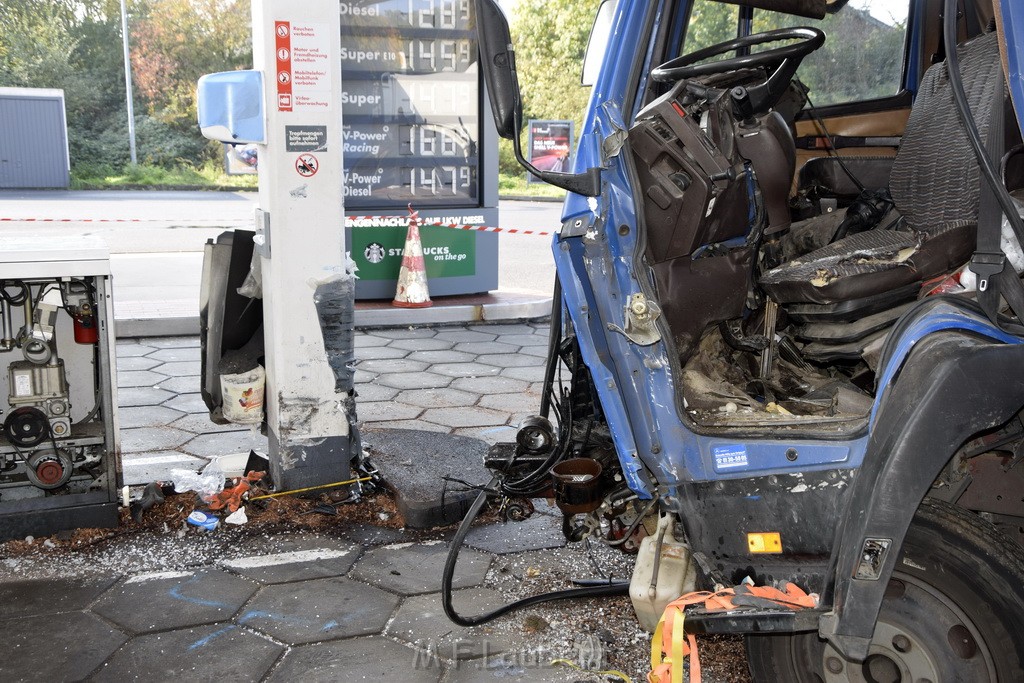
(71, 159, 257, 189)
(498, 172, 566, 198)
(0, 0, 249, 178)
(510, 0, 600, 138)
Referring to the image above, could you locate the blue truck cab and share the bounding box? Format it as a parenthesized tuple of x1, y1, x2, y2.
(468, 0, 1024, 679)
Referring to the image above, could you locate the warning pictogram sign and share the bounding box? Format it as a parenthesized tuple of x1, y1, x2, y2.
(274, 21, 292, 111)
(295, 154, 319, 177)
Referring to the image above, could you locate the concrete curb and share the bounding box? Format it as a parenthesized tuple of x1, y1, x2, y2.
(114, 295, 553, 338)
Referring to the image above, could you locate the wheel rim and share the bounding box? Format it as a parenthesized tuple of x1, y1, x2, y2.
(780, 572, 998, 682)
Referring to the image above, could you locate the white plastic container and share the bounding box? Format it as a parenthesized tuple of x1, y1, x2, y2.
(220, 365, 265, 424)
(629, 514, 699, 632)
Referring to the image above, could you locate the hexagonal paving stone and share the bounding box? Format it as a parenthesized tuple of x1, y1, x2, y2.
(500, 366, 548, 383)
(453, 341, 520, 355)
(118, 386, 175, 407)
(407, 349, 476, 364)
(118, 405, 185, 430)
(420, 406, 508, 429)
(240, 577, 398, 645)
(478, 392, 542, 413)
(358, 358, 429, 374)
(350, 541, 491, 595)
(147, 336, 201, 348)
(147, 346, 201, 362)
(469, 324, 537, 335)
(93, 570, 257, 634)
(452, 376, 530, 395)
(116, 355, 161, 371)
(518, 345, 550, 358)
(163, 393, 212, 414)
(117, 370, 165, 388)
(388, 337, 454, 352)
(476, 354, 543, 368)
(268, 636, 440, 682)
(0, 612, 128, 682)
(464, 514, 567, 555)
(388, 589, 515, 660)
(377, 372, 452, 390)
(0, 576, 118, 619)
(115, 342, 157, 357)
(169, 412, 248, 435)
(433, 329, 496, 343)
(356, 345, 410, 360)
(120, 426, 193, 453)
(220, 539, 360, 584)
(357, 401, 422, 423)
(122, 451, 208, 486)
(355, 333, 392, 348)
(153, 360, 202, 377)
(354, 383, 400, 401)
(156, 375, 204, 394)
(182, 431, 267, 458)
(429, 362, 502, 378)
(497, 334, 549, 347)
(397, 388, 478, 408)
(371, 327, 437, 339)
(92, 624, 282, 683)
(353, 369, 377, 383)
(366, 419, 449, 433)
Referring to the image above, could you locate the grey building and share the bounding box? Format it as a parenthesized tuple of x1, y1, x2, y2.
(0, 88, 71, 189)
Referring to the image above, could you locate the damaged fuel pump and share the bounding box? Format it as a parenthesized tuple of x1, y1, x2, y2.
(0, 240, 120, 540)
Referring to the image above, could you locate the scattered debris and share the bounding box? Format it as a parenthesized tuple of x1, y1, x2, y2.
(224, 507, 248, 525)
(186, 510, 219, 531)
(130, 482, 167, 523)
(207, 471, 266, 513)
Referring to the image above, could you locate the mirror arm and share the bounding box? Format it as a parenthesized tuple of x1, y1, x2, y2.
(509, 107, 602, 197)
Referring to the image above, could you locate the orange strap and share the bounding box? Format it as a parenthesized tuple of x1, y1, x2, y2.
(648, 582, 816, 683)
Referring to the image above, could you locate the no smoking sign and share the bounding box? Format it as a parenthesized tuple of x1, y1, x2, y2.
(295, 154, 319, 177)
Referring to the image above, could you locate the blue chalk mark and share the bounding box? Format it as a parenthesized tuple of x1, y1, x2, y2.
(168, 575, 229, 609)
(321, 620, 339, 632)
(188, 625, 236, 651)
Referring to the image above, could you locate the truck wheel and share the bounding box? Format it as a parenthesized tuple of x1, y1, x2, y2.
(746, 498, 1024, 683)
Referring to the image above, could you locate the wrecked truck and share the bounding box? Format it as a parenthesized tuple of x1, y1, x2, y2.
(445, 0, 1024, 679)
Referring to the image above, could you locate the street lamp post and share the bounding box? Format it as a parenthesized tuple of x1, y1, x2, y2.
(119, 0, 138, 165)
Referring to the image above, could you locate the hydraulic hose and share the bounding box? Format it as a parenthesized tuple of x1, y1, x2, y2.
(442, 476, 630, 627)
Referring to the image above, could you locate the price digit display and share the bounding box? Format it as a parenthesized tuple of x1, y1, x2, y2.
(339, 0, 480, 208)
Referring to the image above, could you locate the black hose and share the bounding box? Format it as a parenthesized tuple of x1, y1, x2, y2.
(539, 276, 563, 420)
(442, 477, 630, 627)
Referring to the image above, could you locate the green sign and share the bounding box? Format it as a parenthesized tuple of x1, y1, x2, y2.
(352, 225, 477, 281)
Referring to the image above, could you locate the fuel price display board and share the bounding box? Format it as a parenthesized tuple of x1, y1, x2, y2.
(340, 0, 484, 208)
(340, 0, 499, 299)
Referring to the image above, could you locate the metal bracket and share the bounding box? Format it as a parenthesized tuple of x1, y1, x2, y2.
(607, 293, 663, 346)
(253, 208, 271, 259)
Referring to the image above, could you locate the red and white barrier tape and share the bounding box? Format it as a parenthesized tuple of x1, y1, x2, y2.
(1, 215, 556, 236)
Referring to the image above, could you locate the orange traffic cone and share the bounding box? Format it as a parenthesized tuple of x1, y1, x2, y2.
(392, 204, 433, 308)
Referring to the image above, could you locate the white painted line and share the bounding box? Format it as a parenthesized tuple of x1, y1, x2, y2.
(221, 548, 350, 569)
(125, 570, 194, 584)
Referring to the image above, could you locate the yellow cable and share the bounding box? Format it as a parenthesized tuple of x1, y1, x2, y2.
(248, 476, 373, 501)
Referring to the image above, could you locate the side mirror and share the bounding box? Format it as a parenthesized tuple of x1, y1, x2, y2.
(474, 0, 601, 196)
(197, 70, 266, 144)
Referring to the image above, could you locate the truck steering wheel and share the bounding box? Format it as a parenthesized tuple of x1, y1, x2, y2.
(651, 27, 825, 116)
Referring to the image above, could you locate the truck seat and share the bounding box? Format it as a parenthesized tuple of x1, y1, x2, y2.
(760, 31, 1003, 307)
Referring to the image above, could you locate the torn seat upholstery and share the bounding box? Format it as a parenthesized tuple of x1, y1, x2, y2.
(760, 31, 1004, 306)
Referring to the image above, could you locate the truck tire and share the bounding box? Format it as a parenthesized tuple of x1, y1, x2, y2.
(746, 498, 1024, 682)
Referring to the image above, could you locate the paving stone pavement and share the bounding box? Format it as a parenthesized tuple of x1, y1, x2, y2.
(118, 322, 552, 484)
(0, 321, 644, 682)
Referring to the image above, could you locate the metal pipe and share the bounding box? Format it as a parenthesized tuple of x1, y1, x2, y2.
(120, 0, 138, 165)
(0, 298, 12, 351)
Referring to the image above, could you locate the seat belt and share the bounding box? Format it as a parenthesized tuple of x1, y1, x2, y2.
(971, 77, 1024, 329)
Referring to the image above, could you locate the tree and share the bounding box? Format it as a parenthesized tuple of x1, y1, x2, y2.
(131, 0, 251, 127)
(510, 0, 601, 134)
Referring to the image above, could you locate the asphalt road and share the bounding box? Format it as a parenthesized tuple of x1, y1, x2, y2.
(0, 190, 562, 307)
